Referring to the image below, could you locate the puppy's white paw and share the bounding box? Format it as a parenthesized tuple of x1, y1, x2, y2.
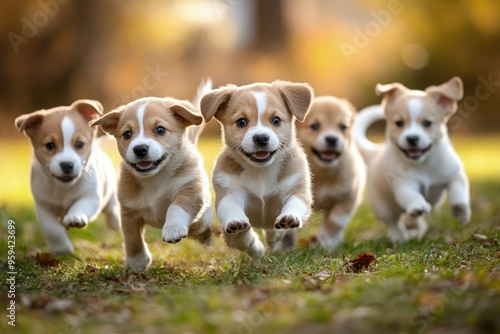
(451, 203, 471, 224)
(162, 222, 188, 244)
(406, 199, 432, 217)
(223, 219, 250, 234)
(63, 214, 88, 228)
(274, 214, 302, 230)
(125, 247, 152, 272)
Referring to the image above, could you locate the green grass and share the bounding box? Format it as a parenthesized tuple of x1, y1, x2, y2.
(1, 136, 499, 333)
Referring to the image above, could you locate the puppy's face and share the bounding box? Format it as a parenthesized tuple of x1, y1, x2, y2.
(201, 81, 313, 167)
(91, 97, 202, 177)
(15, 100, 102, 186)
(377, 77, 463, 163)
(297, 97, 356, 167)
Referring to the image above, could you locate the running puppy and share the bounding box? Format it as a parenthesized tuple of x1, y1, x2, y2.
(90, 80, 213, 271)
(15, 100, 120, 254)
(354, 77, 470, 241)
(296, 96, 365, 249)
(200, 80, 313, 262)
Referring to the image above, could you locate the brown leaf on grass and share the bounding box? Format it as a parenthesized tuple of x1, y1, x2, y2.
(35, 253, 60, 267)
(298, 235, 319, 249)
(344, 252, 377, 273)
(21, 294, 73, 313)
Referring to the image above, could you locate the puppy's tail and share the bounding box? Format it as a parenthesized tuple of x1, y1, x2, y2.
(188, 78, 213, 145)
(353, 104, 384, 163)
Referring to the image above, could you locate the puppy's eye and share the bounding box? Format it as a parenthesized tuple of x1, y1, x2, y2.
(395, 120, 404, 128)
(271, 116, 281, 126)
(154, 126, 166, 136)
(123, 131, 132, 140)
(423, 120, 432, 128)
(339, 123, 347, 132)
(75, 141, 84, 149)
(236, 118, 248, 128)
(311, 122, 320, 131)
(45, 142, 56, 151)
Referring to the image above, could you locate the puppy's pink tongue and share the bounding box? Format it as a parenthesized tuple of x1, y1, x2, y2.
(407, 149, 422, 159)
(137, 161, 153, 169)
(320, 152, 338, 160)
(253, 151, 270, 160)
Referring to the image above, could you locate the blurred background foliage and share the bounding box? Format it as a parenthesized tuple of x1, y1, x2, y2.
(1, 0, 499, 137)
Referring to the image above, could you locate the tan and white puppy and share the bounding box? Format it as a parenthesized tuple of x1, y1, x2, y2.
(90, 81, 213, 271)
(200, 80, 313, 262)
(354, 77, 471, 241)
(296, 96, 365, 249)
(15, 100, 120, 254)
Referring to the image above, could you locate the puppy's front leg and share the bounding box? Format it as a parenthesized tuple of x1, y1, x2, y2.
(217, 192, 251, 234)
(275, 195, 310, 230)
(36, 203, 74, 254)
(162, 182, 208, 243)
(318, 199, 356, 249)
(63, 196, 101, 228)
(448, 171, 471, 224)
(393, 182, 432, 217)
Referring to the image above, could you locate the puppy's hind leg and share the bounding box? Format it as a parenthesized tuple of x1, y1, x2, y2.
(318, 201, 356, 250)
(224, 228, 265, 264)
(264, 229, 298, 252)
(189, 207, 213, 245)
(36, 203, 74, 254)
(104, 193, 121, 230)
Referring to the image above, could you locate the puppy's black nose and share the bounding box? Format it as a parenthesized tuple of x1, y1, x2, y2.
(133, 145, 149, 158)
(60, 162, 74, 174)
(406, 136, 419, 147)
(325, 136, 338, 147)
(253, 134, 269, 146)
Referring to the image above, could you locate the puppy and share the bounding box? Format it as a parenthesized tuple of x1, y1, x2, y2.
(200, 80, 313, 262)
(296, 96, 365, 249)
(354, 77, 471, 241)
(90, 81, 213, 271)
(15, 100, 120, 254)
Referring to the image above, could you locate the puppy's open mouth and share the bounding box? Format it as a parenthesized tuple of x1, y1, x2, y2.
(240, 148, 277, 163)
(53, 174, 78, 183)
(130, 155, 166, 173)
(399, 145, 432, 160)
(312, 148, 341, 163)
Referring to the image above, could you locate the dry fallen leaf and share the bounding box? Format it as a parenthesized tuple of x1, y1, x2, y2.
(35, 253, 60, 267)
(298, 235, 319, 249)
(344, 252, 377, 273)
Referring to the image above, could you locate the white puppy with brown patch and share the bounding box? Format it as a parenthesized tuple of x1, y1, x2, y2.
(200, 80, 313, 262)
(354, 77, 471, 241)
(15, 100, 120, 254)
(90, 81, 213, 271)
(296, 96, 365, 249)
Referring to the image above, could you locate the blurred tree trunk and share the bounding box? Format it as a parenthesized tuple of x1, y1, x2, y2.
(252, 0, 286, 53)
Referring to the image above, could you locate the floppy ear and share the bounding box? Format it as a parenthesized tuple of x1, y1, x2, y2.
(200, 86, 234, 122)
(425, 76, 463, 121)
(274, 81, 313, 122)
(89, 109, 121, 136)
(375, 82, 408, 110)
(170, 101, 203, 127)
(15, 111, 46, 138)
(72, 99, 104, 123)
